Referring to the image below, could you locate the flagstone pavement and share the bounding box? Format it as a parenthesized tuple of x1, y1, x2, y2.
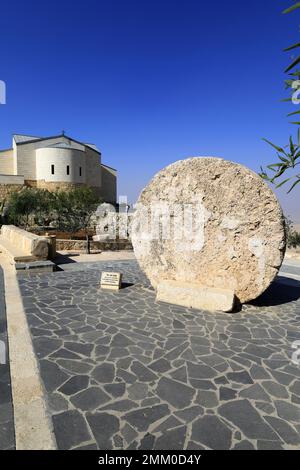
(11, 260, 300, 450)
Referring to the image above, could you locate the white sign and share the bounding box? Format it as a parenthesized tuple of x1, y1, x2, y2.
(0, 80, 6, 104)
(100, 271, 122, 290)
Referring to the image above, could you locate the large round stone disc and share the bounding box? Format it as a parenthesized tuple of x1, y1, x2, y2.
(132, 157, 286, 303)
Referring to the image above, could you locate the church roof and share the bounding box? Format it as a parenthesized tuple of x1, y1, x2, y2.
(13, 134, 41, 144)
(45, 141, 85, 151)
(12, 133, 100, 154)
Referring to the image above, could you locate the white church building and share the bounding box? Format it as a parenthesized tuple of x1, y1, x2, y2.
(0, 133, 117, 203)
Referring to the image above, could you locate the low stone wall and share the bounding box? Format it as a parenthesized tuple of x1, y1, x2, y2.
(56, 238, 133, 251)
(0, 184, 23, 200)
(0, 175, 25, 200)
(25, 180, 102, 198)
(1, 225, 49, 259)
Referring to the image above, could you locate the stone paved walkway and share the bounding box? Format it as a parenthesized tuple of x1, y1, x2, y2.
(0, 267, 15, 450)
(18, 260, 300, 450)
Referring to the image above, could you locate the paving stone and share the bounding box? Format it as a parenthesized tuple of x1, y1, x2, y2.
(219, 387, 237, 401)
(138, 433, 155, 450)
(95, 345, 110, 356)
(292, 394, 300, 405)
(154, 426, 186, 450)
(86, 412, 119, 450)
(58, 375, 89, 396)
(33, 337, 63, 358)
(0, 403, 14, 424)
(92, 363, 115, 383)
(152, 415, 182, 432)
(173, 320, 185, 329)
(148, 358, 172, 373)
(100, 399, 138, 412)
(164, 342, 189, 360)
(226, 371, 254, 385)
(116, 357, 133, 369)
(73, 443, 98, 450)
(219, 399, 278, 440)
(64, 342, 93, 357)
(169, 365, 187, 383)
(116, 369, 137, 384)
(275, 400, 300, 423)
(52, 410, 91, 449)
(121, 423, 138, 445)
(244, 344, 273, 359)
(130, 361, 157, 382)
(111, 333, 135, 347)
(175, 406, 204, 423)
(186, 441, 206, 450)
(249, 364, 271, 380)
(239, 384, 270, 402)
(262, 381, 289, 399)
(257, 440, 284, 450)
(270, 370, 295, 386)
(128, 382, 149, 400)
(215, 376, 229, 385)
(290, 380, 300, 397)
(124, 404, 169, 432)
(255, 402, 275, 415)
(189, 379, 217, 390)
(156, 377, 195, 409)
(195, 390, 218, 408)
(50, 348, 82, 360)
(56, 359, 93, 374)
(233, 440, 255, 450)
(107, 347, 131, 360)
(264, 416, 300, 445)
(70, 386, 111, 411)
(186, 361, 217, 380)
(103, 382, 126, 398)
(0, 421, 15, 450)
(39, 360, 69, 392)
(192, 415, 232, 450)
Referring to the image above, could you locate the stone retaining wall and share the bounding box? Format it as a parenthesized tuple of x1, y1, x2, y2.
(0, 184, 23, 200)
(1, 225, 49, 259)
(56, 238, 133, 251)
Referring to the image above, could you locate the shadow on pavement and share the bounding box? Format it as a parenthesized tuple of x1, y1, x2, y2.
(53, 253, 79, 265)
(249, 275, 300, 307)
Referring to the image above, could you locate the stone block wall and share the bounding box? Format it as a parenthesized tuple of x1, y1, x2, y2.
(56, 239, 132, 251)
(0, 183, 23, 200)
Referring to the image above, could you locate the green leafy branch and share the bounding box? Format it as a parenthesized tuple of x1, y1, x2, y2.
(260, 2, 300, 192)
(260, 131, 300, 192)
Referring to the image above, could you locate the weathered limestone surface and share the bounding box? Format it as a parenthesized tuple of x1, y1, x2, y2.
(1, 225, 49, 260)
(157, 280, 235, 312)
(132, 157, 286, 303)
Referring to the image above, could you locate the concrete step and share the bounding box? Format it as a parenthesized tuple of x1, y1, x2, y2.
(15, 260, 56, 274)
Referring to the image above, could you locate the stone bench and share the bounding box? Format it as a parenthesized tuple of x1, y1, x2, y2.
(15, 260, 56, 274)
(0, 225, 49, 263)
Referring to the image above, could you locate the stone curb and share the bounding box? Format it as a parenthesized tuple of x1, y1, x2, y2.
(1, 255, 56, 449)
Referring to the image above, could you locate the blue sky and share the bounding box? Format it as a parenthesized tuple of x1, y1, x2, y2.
(0, 0, 300, 221)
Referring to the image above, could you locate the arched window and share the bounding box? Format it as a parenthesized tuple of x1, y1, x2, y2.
(67, 165, 70, 175)
(51, 164, 55, 175)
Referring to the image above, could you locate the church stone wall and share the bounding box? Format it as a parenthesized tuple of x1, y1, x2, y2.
(0, 149, 14, 174)
(36, 147, 87, 184)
